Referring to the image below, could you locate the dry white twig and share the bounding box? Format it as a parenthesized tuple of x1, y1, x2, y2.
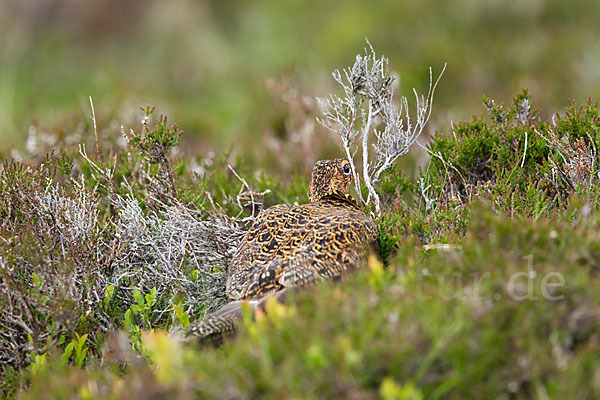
(318, 39, 445, 214)
(89, 96, 101, 161)
(109, 184, 246, 315)
(227, 164, 270, 220)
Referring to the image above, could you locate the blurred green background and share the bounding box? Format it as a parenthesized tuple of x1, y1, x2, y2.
(1, 0, 600, 160)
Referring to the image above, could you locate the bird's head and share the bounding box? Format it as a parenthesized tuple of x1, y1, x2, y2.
(308, 159, 352, 202)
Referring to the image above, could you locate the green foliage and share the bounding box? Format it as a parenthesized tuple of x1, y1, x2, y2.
(380, 378, 423, 400)
(2, 92, 600, 398)
(426, 90, 599, 215)
(375, 90, 600, 258)
(132, 287, 158, 327)
(120, 287, 162, 352)
(19, 205, 600, 399)
(171, 300, 190, 330)
(61, 333, 89, 368)
(126, 107, 182, 164)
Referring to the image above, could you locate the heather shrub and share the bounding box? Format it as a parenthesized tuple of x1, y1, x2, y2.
(376, 90, 600, 256)
(1, 40, 600, 398)
(18, 204, 600, 399)
(0, 107, 270, 396)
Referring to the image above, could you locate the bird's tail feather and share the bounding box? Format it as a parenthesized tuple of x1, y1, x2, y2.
(185, 288, 296, 344)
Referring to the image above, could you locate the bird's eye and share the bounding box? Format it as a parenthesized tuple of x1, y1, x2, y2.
(342, 163, 351, 175)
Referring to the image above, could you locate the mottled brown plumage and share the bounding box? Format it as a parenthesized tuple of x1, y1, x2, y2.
(226, 159, 377, 300)
(186, 287, 296, 343)
(186, 159, 378, 341)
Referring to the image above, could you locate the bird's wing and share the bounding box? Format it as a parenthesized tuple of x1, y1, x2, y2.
(226, 203, 299, 300)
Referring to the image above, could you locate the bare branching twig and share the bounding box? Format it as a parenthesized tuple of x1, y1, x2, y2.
(228, 164, 270, 220)
(318, 39, 446, 214)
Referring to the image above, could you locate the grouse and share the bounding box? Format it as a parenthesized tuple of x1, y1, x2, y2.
(186, 159, 378, 342)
